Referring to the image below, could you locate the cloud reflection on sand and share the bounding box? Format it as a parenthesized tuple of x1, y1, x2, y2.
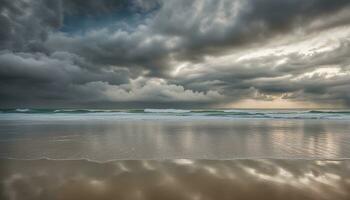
(1, 159, 350, 200)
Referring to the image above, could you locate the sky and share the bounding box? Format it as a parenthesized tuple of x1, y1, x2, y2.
(1, 0, 350, 109)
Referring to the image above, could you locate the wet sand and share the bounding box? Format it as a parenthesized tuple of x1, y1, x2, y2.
(1, 119, 350, 160)
(1, 159, 349, 200)
(1, 116, 350, 199)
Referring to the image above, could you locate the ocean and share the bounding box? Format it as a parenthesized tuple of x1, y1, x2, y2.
(2, 108, 350, 120)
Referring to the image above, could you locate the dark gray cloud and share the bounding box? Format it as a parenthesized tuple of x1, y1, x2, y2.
(0, 51, 131, 107)
(1, 0, 350, 108)
(63, 0, 160, 15)
(150, 0, 350, 61)
(0, 0, 62, 51)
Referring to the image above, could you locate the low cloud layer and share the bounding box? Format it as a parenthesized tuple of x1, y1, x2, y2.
(1, 0, 350, 108)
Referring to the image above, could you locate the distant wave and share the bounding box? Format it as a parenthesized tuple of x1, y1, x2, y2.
(0, 109, 120, 114)
(308, 110, 350, 114)
(15, 108, 31, 112)
(6, 108, 52, 113)
(144, 109, 191, 113)
(53, 109, 117, 113)
(1, 108, 350, 119)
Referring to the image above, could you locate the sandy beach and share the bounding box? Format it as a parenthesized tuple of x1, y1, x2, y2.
(1, 112, 350, 199)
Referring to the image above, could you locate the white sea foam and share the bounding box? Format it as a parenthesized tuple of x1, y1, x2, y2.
(15, 108, 30, 112)
(144, 109, 191, 113)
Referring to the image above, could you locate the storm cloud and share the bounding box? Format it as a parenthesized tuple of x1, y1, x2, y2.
(1, 0, 350, 108)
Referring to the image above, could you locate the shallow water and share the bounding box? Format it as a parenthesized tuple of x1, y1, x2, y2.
(0, 116, 349, 160)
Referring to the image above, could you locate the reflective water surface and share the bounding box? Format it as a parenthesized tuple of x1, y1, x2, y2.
(0, 118, 349, 160)
(1, 159, 349, 200)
